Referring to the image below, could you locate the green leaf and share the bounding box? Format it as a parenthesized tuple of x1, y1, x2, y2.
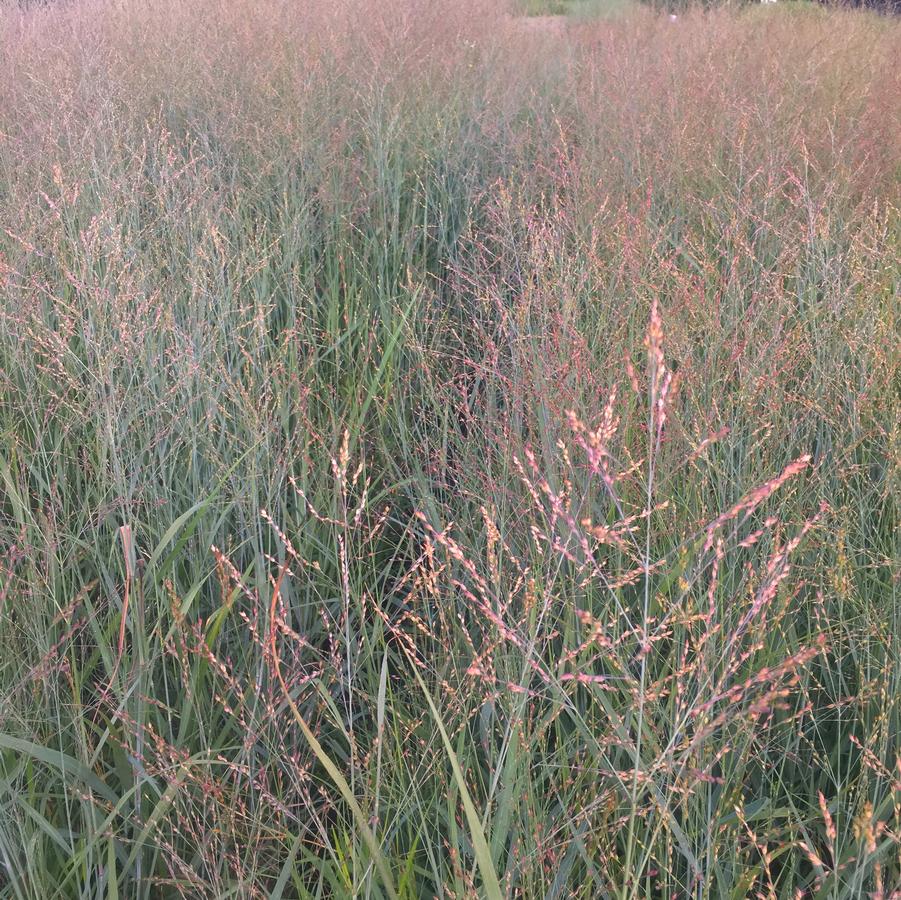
(410, 665, 504, 900)
(0, 734, 118, 806)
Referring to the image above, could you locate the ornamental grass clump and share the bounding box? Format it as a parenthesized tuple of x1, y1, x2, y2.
(0, 0, 898, 895)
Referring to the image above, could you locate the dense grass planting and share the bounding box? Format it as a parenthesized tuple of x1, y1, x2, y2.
(0, 0, 899, 896)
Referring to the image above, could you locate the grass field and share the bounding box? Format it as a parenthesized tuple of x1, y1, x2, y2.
(0, 0, 899, 896)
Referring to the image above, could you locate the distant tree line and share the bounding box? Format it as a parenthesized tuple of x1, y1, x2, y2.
(824, 0, 900, 11)
(648, 0, 900, 12)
